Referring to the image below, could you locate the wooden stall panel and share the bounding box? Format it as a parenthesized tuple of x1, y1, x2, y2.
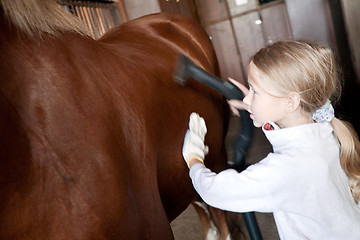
(61, 0, 122, 39)
(227, 0, 257, 17)
(159, 0, 197, 19)
(205, 21, 245, 84)
(122, 0, 160, 20)
(194, 0, 228, 26)
(286, 0, 334, 44)
(232, 11, 265, 75)
(261, 3, 292, 44)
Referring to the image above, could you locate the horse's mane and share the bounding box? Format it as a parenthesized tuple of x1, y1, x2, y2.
(0, 0, 90, 38)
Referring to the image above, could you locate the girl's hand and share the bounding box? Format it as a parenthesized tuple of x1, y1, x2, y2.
(227, 78, 250, 116)
(182, 113, 209, 168)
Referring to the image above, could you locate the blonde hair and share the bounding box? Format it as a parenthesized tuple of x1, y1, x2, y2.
(0, 0, 90, 38)
(251, 40, 360, 203)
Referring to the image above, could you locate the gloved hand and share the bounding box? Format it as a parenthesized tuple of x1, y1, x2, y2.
(182, 112, 209, 168)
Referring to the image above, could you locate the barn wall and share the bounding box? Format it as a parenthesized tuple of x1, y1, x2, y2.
(122, 0, 161, 20)
(286, 0, 336, 45)
(194, 0, 292, 84)
(117, 0, 359, 87)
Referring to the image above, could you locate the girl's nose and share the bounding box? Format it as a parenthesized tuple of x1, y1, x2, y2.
(243, 92, 251, 105)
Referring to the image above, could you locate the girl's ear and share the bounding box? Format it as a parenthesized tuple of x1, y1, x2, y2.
(286, 92, 301, 113)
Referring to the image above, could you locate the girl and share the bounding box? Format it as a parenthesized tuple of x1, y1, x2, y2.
(182, 40, 360, 239)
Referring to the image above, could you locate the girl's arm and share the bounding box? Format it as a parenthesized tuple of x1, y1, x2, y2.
(182, 112, 289, 213)
(188, 155, 292, 213)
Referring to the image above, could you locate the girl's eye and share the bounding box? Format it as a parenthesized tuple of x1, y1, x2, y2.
(249, 84, 257, 95)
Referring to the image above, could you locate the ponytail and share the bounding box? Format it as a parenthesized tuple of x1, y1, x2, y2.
(331, 118, 360, 203)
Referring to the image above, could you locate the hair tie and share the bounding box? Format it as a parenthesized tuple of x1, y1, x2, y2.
(312, 99, 334, 123)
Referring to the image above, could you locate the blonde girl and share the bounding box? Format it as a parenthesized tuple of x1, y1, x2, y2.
(182, 40, 360, 239)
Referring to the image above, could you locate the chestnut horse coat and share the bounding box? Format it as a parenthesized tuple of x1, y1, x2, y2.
(0, 4, 228, 239)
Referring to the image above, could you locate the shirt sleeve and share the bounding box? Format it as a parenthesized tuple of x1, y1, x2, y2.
(189, 154, 295, 213)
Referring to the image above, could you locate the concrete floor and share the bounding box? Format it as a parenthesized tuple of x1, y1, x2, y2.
(171, 205, 279, 240)
(171, 114, 280, 240)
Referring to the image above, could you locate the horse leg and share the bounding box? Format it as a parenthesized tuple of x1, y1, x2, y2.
(192, 200, 234, 240)
(210, 206, 232, 240)
(192, 200, 219, 240)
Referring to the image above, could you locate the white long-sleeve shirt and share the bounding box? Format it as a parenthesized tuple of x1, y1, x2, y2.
(190, 122, 360, 239)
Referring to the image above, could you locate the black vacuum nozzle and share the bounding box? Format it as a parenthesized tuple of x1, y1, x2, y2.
(173, 54, 244, 100)
(173, 54, 189, 85)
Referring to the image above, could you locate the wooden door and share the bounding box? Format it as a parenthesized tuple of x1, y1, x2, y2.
(195, 0, 292, 84)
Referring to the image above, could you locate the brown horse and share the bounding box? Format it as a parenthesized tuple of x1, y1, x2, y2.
(0, 1, 229, 239)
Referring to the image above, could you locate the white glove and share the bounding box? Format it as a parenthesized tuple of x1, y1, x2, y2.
(182, 112, 209, 168)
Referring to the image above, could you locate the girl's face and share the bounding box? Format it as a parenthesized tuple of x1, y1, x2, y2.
(243, 64, 289, 128)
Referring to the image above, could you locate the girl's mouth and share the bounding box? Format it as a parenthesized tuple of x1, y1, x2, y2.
(249, 113, 253, 119)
